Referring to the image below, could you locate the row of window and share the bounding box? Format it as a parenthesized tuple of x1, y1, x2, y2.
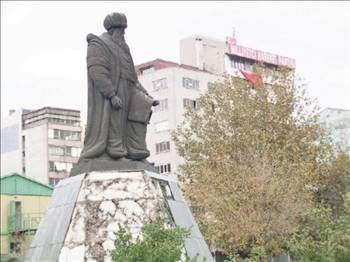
(156, 141, 170, 154)
(49, 161, 73, 173)
(230, 57, 253, 71)
(48, 146, 81, 157)
(183, 77, 199, 90)
(48, 117, 80, 126)
(155, 163, 171, 174)
(152, 78, 167, 91)
(152, 98, 198, 113)
(152, 77, 201, 91)
(48, 129, 81, 141)
(230, 56, 279, 72)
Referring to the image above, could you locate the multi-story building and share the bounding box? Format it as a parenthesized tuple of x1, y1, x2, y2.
(137, 33, 295, 177)
(1, 107, 83, 186)
(136, 59, 222, 177)
(319, 107, 350, 154)
(180, 34, 295, 78)
(1, 109, 30, 176)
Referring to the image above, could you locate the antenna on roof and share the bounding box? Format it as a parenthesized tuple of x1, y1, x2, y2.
(232, 27, 236, 39)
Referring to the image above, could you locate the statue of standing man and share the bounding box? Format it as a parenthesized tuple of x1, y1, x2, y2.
(73, 13, 159, 173)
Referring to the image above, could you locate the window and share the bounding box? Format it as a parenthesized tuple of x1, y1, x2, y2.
(71, 147, 82, 157)
(10, 242, 20, 253)
(68, 131, 81, 141)
(49, 161, 54, 171)
(53, 129, 59, 139)
(22, 136, 26, 174)
(48, 129, 54, 139)
(49, 178, 61, 187)
(65, 147, 72, 156)
(49, 146, 65, 156)
(153, 98, 168, 113)
(48, 118, 80, 126)
(22, 136, 25, 150)
(230, 57, 253, 71)
(183, 98, 197, 109)
(156, 163, 171, 174)
(183, 77, 199, 90)
(49, 129, 81, 141)
(48, 146, 81, 157)
(231, 59, 244, 70)
(49, 161, 73, 173)
(156, 141, 170, 154)
(152, 78, 167, 91)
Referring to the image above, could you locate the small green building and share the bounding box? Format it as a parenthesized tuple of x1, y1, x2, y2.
(0, 173, 53, 261)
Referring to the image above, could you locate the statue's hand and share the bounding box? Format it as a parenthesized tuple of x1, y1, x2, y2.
(152, 100, 160, 107)
(111, 96, 123, 110)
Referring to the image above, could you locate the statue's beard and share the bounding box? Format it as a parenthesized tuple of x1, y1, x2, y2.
(111, 30, 126, 43)
(115, 35, 125, 42)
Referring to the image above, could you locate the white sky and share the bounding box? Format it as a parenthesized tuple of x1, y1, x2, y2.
(1, 1, 350, 123)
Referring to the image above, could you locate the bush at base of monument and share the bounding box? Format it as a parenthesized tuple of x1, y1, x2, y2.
(110, 217, 191, 262)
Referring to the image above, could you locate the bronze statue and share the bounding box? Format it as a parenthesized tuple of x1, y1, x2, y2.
(72, 13, 159, 174)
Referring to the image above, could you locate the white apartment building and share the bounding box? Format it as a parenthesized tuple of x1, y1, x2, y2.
(137, 33, 295, 177)
(1, 107, 83, 186)
(137, 59, 222, 177)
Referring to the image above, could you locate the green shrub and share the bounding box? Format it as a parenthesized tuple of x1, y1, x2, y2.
(111, 217, 191, 262)
(288, 198, 350, 262)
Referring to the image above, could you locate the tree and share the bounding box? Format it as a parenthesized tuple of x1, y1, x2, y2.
(111, 217, 190, 262)
(317, 152, 350, 217)
(288, 194, 350, 262)
(172, 66, 333, 257)
(286, 153, 350, 262)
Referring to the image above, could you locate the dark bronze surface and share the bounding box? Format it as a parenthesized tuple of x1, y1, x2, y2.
(73, 12, 159, 174)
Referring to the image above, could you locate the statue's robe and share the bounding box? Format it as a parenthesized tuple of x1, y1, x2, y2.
(80, 32, 152, 160)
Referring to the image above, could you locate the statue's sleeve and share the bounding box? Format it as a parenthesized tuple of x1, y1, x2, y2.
(87, 41, 115, 99)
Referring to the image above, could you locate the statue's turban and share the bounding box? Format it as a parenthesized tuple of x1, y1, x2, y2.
(104, 12, 127, 30)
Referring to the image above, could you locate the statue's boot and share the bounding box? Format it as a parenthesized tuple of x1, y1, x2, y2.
(126, 148, 150, 160)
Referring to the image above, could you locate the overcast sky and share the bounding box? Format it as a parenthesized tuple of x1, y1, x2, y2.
(1, 1, 349, 122)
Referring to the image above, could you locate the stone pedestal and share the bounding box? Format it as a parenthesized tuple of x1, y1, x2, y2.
(24, 170, 213, 262)
(60, 171, 164, 261)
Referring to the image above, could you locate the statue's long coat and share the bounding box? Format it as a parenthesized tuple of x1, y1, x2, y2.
(81, 32, 152, 160)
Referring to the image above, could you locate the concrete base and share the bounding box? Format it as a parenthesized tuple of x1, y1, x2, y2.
(24, 170, 213, 262)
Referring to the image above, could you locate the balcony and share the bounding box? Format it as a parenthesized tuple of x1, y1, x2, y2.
(7, 213, 44, 233)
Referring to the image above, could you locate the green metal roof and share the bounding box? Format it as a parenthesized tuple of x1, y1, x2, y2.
(0, 173, 53, 196)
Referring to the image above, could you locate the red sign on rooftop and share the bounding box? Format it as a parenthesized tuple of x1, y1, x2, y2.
(226, 37, 296, 69)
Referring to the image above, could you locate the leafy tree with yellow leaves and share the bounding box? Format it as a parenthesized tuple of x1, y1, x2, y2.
(172, 66, 335, 258)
